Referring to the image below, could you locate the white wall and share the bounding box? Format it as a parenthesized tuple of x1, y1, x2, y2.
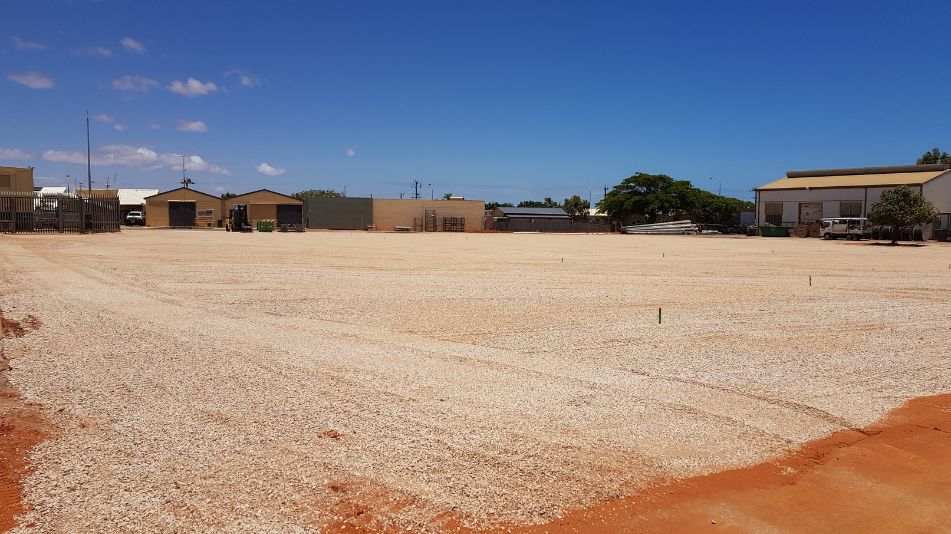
(923, 172, 951, 225)
(756, 184, 943, 226)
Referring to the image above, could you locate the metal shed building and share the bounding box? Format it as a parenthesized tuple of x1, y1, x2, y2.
(144, 187, 222, 228)
(755, 164, 951, 230)
(223, 189, 303, 227)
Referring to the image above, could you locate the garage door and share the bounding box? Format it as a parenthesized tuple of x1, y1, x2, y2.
(168, 201, 196, 227)
(798, 202, 822, 223)
(276, 204, 302, 226)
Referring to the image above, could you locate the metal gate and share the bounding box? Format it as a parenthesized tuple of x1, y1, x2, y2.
(0, 193, 119, 234)
(276, 204, 303, 226)
(168, 201, 197, 227)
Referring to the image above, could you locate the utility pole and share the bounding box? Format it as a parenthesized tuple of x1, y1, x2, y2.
(86, 112, 92, 193)
(413, 179, 421, 199)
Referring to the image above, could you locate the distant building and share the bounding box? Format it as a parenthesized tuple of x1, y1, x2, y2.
(118, 189, 159, 219)
(223, 189, 303, 227)
(0, 166, 34, 193)
(486, 206, 610, 232)
(755, 164, 951, 230)
(305, 197, 485, 231)
(144, 187, 221, 228)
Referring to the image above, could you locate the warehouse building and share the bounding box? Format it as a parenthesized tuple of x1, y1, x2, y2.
(485, 206, 611, 232)
(223, 189, 303, 227)
(755, 164, 951, 230)
(144, 187, 222, 227)
(305, 197, 485, 231)
(0, 166, 34, 193)
(118, 189, 159, 219)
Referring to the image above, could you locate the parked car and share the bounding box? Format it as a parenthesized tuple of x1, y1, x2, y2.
(125, 211, 145, 226)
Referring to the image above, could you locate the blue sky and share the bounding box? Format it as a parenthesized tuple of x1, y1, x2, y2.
(2, 0, 950, 202)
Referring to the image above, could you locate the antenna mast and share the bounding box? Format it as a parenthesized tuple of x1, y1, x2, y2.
(86, 111, 92, 193)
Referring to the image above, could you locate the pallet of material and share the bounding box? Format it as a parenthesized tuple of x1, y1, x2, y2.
(620, 220, 699, 234)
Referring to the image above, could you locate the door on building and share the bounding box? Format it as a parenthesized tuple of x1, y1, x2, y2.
(276, 204, 303, 226)
(798, 202, 822, 224)
(168, 201, 196, 227)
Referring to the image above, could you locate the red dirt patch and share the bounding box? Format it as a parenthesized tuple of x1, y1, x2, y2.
(500, 393, 951, 534)
(319, 429, 342, 440)
(0, 310, 50, 533)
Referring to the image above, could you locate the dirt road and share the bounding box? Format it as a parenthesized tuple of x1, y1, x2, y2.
(1, 231, 949, 531)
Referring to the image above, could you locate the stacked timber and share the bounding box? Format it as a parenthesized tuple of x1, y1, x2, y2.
(620, 220, 699, 235)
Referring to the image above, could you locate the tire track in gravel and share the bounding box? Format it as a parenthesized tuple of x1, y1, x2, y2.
(627, 369, 857, 429)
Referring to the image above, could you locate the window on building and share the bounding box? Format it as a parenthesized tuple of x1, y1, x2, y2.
(197, 209, 215, 217)
(0, 175, 12, 189)
(840, 201, 862, 217)
(765, 202, 783, 226)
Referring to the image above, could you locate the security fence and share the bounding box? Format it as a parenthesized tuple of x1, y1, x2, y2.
(0, 193, 121, 234)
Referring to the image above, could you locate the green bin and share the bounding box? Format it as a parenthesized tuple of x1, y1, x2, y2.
(759, 226, 790, 237)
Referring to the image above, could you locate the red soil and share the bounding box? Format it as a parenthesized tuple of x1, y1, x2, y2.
(503, 393, 951, 534)
(0, 310, 49, 533)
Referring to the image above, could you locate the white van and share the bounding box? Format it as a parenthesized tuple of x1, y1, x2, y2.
(819, 217, 871, 240)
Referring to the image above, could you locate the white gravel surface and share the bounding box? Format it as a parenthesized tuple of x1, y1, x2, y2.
(1, 230, 949, 532)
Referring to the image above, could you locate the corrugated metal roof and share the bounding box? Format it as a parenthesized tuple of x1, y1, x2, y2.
(118, 188, 159, 205)
(757, 169, 949, 190)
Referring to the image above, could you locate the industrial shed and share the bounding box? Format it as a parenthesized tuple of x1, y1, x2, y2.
(487, 206, 579, 232)
(372, 199, 485, 231)
(755, 164, 951, 230)
(144, 187, 222, 228)
(0, 166, 34, 193)
(118, 188, 159, 219)
(223, 189, 303, 226)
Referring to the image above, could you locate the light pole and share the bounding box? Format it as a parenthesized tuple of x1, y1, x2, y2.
(709, 177, 721, 196)
(429, 183, 433, 200)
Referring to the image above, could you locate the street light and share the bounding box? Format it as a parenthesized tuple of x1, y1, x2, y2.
(709, 177, 722, 196)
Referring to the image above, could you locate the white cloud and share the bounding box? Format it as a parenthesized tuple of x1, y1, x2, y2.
(150, 122, 162, 130)
(120, 37, 146, 54)
(8, 71, 53, 89)
(225, 69, 260, 88)
(112, 75, 158, 92)
(73, 46, 113, 58)
(43, 145, 231, 176)
(177, 120, 207, 132)
(256, 162, 286, 176)
(113, 124, 127, 132)
(0, 148, 35, 160)
(12, 36, 45, 51)
(168, 78, 218, 97)
(345, 148, 356, 157)
(94, 113, 114, 123)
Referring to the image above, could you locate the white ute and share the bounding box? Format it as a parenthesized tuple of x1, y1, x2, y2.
(819, 217, 871, 240)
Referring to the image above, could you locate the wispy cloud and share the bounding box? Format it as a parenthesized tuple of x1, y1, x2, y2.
(94, 113, 114, 123)
(150, 122, 162, 130)
(256, 162, 286, 176)
(168, 78, 218, 97)
(113, 124, 127, 132)
(12, 36, 45, 51)
(225, 69, 260, 88)
(120, 37, 146, 54)
(7, 71, 53, 89)
(0, 148, 35, 160)
(112, 75, 158, 92)
(177, 120, 208, 132)
(345, 148, 356, 157)
(43, 145, 231, 176)
(73, 46, 114, 58)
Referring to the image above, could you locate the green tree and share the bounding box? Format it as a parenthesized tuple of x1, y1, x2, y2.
(562, 195, 590, 221)
(687, 190, 754, 225)
(292, 189, 344, 201)
(442, 192, 454, 200)
(220, 192, 237, 199)
(517, 197, 560, 208)
(597, 173, 694, 224)
(916, 147, 951, 165)
(867, 185, 939, 244)
(485, 201, 514, 210)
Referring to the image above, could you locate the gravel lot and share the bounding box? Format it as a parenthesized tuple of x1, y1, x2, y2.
(1, 230, 949, 532)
